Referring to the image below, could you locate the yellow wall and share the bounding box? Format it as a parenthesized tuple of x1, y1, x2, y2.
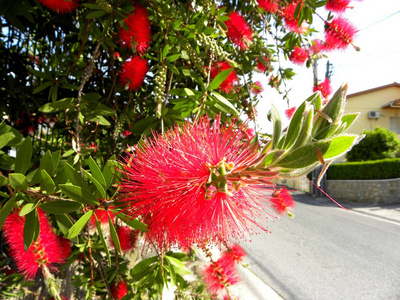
(344, 84, 400, 139)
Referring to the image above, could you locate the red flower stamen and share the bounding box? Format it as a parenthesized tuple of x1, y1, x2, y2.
(118, 56, 149, 91)
(38, 0, 80, 13)
(225, 12, 253, 50)
(324, 17, 357, 50)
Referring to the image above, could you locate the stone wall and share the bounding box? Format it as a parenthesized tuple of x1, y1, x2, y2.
(327, 178, 400, 204)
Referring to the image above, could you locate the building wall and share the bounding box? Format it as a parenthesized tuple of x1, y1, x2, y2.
(344, 84, 400, 139)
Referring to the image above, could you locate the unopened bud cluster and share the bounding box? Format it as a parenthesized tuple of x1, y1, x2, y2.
(183, 43, 206, 76)
(198, 33, 228, 60)
(154, 65, 167, 118)
(96, 0, 113, 13)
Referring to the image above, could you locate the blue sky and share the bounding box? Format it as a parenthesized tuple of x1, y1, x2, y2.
(256, 0, 400, 132)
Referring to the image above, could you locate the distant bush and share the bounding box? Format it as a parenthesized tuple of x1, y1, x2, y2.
(346, 127, 400, 162)
(327, 158, 400, 180)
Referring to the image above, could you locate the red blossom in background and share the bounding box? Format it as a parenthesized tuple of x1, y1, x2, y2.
(119, 56, 149, 91)
(251, 81, 263, 94)
(202, 259, 240, 297)
(313, 78, 333, 99)
(38, 0, 80, 13)
(270, 188, 295, 215)
(119, 2, 151, 54)
(89, 209, 115, 228)
(310, 39, 326, 55)
(210, 61, 238, 93)
(225, 12, 253, 50)
(285, 106, 296, 119)
(257, 0, 280, 13)
(282, 3, 308, 34)
(112, 226, 139, 253)
(326, 0, 352, 13)
(2, 209, 69, 279)
(256, 56, 270, 73)
(111, 279, 129, 300)
(324, 17, 357, 50)
(289, 46, 309, 65)
(117, 116, 278, 249)
(221, 244, 247, 265)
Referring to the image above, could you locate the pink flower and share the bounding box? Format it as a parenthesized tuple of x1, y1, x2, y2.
(251, 81, 263, 94)
(38, 0, 80, 13)
(2, 209, 69, 279)
(119, 56, 148, 91)
(285, 106, 296, 119)
(202, 259, 240, 297)
(225, 12, 253, 50)
(111, 279, 129, 300)
(111, 226, 138, 253)
(210, 61, 238, 93)
(324, 17, 357, 50)
(221, 244, 247, 264)
(270, 188, 295, 215)
(119, 2, 151, 54)
(289, 46, 308, 65)
(326, 0, 352, 13)
(117, 116, 279, 249)
(257, 0, 280, 13)
(282, 3, 308, 33)
(313, 78, 332, 99)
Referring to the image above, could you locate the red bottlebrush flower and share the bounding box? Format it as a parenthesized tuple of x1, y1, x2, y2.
(245, 128, 256, 139)
(111, 279, 129, 300)
(117, 115, 279, 249)
(202, 259, 240, 297)
(251, 81, 263, 95)
(313, 78, 332, 99)
(119, 56, 149, 91)
(210, 61, 238, 93)
(2, 209, 69, 279)
(282, 3, 308, 34)
(50, 296, 68, 300)
(324, 17, 357, 50)
(119, 2, 151, 54)
(326, 0, 352, 13)
(257, 0, 280, 13)
(225, 12, 253, 50)
(310, 39, 326, 55)
(112, 226, 139, 253)
(285, 106, 296, 119)
(289, 46, 308, 65)
(221, 244, 247, 264)
(256, 56, 271, 73)
(38, 0, 80, 13)
(89, 209, 114, 228)
(114, 52, 121, 59)
(270, 188, 295, 215)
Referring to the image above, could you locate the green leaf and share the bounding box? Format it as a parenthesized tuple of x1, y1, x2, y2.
(23, 209, 39, 251)
(117, 213, 147, 232)
(82, 93, 102, 102)
(55, 214, 73, 236)
(283, 103, 305, 149)
(131, 117, 158, 135)
(292, 108, 313, 149)
(82, 170, 106, 198)
(59, 184, 97, 205)
(19, 202, 39, 216)
(165, 61, 179, 75)
(40, 169, 56, 194)
(66, 210, 94, 239)
(276, 141, 331, 168)
(262, 150, 285, 168)
(15, 137, 32, 175)
(88, 115, 111, 126)
(271, 104, 281, 148)
(131, 256, 158, 279)
(208, 68, 233, 91)
(0, 175, 8, 186)
(33, 81, 52, 94)
(0, 132, 14, 149)
(0, 196, 16, 230)
(39, 98, 75, 113)
(165, 255, 191, 275)
(109, 215, 121, 254)
(9, 173, 28, 190)
(102, 158, 115, 189)
(40, 151, 55, 175)
(40, 201, 82, 214)
(88, 157, 106, 186)
(166, 54, 181, 62)
(86, 10, 107, 19)
(95, 214, 111, 266)
(210, 92, 239, 115)
(339, 113, 360, 132)
(323, 135, 359, 159)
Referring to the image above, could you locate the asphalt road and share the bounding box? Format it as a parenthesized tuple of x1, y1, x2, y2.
(239, 192, 400, 300)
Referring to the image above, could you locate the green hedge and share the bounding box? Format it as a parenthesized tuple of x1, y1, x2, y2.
(327, 158, 400, 180)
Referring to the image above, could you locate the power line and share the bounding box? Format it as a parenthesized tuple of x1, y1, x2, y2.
(359, 10, 400, 31)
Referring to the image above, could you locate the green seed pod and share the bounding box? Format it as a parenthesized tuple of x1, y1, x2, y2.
(154, 65, 167, 110)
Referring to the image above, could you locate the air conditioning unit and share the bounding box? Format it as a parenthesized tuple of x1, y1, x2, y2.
(368, 111, 380, 119)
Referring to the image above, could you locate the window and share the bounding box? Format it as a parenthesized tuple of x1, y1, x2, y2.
(389, 116, 400, 134)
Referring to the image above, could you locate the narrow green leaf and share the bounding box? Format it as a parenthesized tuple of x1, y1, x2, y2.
(210, 92, 239, 115)
(166, 54, 181, 62)
(102, 159, 115, 189)
(283, 103, 305, 149)
(82, 170, 106, 198)
(292, 108, 313, 149)
(33, 81, 52, 94)
(340, 113, 360, 132)
(66, 210, 94, 239)
(95, 214, 111, 266)
(59, 184, 97, 205)
(323, 135, 358, 159)
(165, 255, 191, 275)
(9, 173, 28, 190)
(262, 150, 285, 168)
(117, 213, 147, 232)
(40, 201, 82, 214)
(15, 136, 32, 175)
(271, 104, 281, 148)
(208, 68, 233, 91)
(131, 256, 158, 278)
(40, 169, 56, 194)
(108, 214, 121, 254)
(86, 10, 107, 19)
(19, 202, 39, 216)
(39, 98, 75, 113)
(88, 157, 106, 186)
(55, 214, 73, 236)
(24, 209, 39, 251)
(0, 175, 8, 186)
(0, 196, 16, 229)
(40, 151, 54, 175)
(0, 132, 13, 149)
